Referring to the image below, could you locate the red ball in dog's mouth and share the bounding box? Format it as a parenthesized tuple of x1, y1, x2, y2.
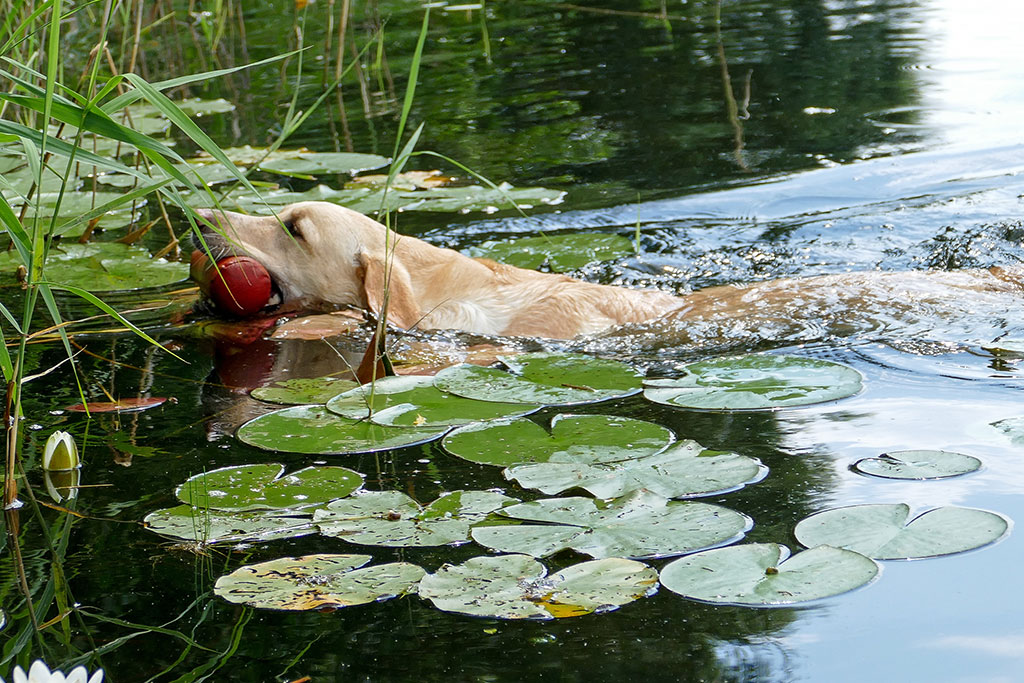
(190, 251, 273, 317)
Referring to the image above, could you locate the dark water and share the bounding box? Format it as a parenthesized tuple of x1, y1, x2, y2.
(7, 0, 1024, 681)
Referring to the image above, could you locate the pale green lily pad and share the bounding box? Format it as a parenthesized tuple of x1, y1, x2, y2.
(441, 414, 672, 468)
(0, 242, 187, 291)
(397, 183, 565, 213)
(467, 233, 633, 272)
(143, 505, 316, 545)
(659, 544, 879, 607)
(471, 489, 751, 559)
(793, 504, 1010, 560)
(644, 354, 863, 411)
(314, 489, 518, 547)
(418, 554, 658, 620)
(325, 375, 539, 427)
(214, 554, 424, 611)
(435, 352, 642, 406)
(258, 152, 390, 176)
(507, 439, 767, 499)
(175, 97, 236, 116)
(991, 416, 1024, 444)
(251, 376, 359, 405)
(852, 450, 982, 480)
(176, 463, 363, 511)
(236, 405, 447, 455)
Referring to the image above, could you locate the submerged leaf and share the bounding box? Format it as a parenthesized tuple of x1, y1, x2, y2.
(176, 463, 363, 511)
(643, 354, 863, 411)
(441, 414, 672, 468)
(660, 544, 879, 606)
(467, 233, 633, 272)
(236, 405, 447, 455)
(418, 554, 658, 620)
(65, 397, 167, 413)
(471, 490, 751, 559)
(214, 554, 424, 610)
(315, 489, 517, 547)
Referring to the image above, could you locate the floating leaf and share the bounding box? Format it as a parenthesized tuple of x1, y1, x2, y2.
(793, 504, 1010, 560)
(467, 233, 633, 272)
(325, 375, 539, 427)
(0, 243, 186, 292)
(258, 152, 390, 176)
(143, 505, 316, 544)
(395, 183, 565, 213)
(852, 450, 981, 480)
(471, 490, 751, 559)
(214, 554, 424, 611)
(659, 544, 879, 606)
(315, 489, 517, 547)
(442, 414, 672, 468)
(236, 405, 447, 455)
(175, 97, 236, 116)
(506, 439, 767, 499)
(176, 464, 363, 511)
(644, 354, 863, 411)
(251, 376, 359, 405)
(65, 397, 167, 413)
(990, 416, 1024, 444)
(418, 554, 657, 620)
(435, 352, 642, 406)
(345, 170, 452, 191)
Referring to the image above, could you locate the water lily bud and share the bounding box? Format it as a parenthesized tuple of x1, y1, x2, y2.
(42, 430, 80, 471)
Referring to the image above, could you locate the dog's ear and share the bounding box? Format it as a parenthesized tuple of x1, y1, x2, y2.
(357, 252, 423, 330)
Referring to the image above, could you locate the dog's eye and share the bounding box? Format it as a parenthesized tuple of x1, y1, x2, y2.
(282, 219, 302, 238)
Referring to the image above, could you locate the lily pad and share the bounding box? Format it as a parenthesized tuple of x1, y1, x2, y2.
(176, 464, 363, 511)
(325, 375, 540, 427)
(466, 233, 633, 272)
(643, 354, 863, 411)
(236, 405, 447, 455)
(507, 439, 767, 499)
(441, 414, 673, 468)
(65, 397, 167, 413)
(852, 450, 982, 480)
(143, 505, 316, 545)
(659, 543, 879, 607)
(214, 554, 424, 611)
(793, 503, 1010, 560)
(315, 489, 518, 547)
(990, 416, 1024, 445)
(418, 554, 658, 620)
(258, 152, 390, 176)
(396, 183, 565, 213)
(471, 490, 751, 559)
(251, 376, 359, 405)
(435, 352, 643, 406)
(0, 243, 187, 291)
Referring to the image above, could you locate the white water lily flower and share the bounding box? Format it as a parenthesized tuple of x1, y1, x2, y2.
(4, 660, 103, 683)
(42, 430, 80, 471)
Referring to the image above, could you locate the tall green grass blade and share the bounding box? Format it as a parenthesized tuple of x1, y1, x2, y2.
(0, 120, 154, 180)
(54, 177, 175, 235)
(393, 9, 430, 156)
(37, 284, 84, 400)
(0, 190, 32, 267)
(0, 317, 15, 381)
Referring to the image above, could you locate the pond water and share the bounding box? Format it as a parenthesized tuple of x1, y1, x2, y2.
(6, 0, 1024, 681)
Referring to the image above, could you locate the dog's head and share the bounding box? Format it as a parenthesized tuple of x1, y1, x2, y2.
(192, 201, 423, 327)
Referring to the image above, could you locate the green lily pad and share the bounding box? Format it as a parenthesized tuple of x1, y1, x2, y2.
(852, 450, 982, 480)
(325, 375, 540, 427)
(659, 543, 879, 607)
(251, 376, 359, 405)
(466, 233, 633, 272)
(435, 352, 643, 406)
(506, 439, 767, 499)
(395, 183, 565, 213)
(643, 354, 863, 411)
(258, 152, 390, 176)
(471, 490, 751, 559)
(991, 416, 1024, 444)
(143, 505, 316, 545)
(418, 554, 658, 620)
(236, 405, 447, 455)
(176, 464, 363, 511)
(314, 489, 518, 547)
(175, 97, 236, 116)
(0, 242, 187, 291)
(441, 414, 673, 468)
(793, 504, 1010, 560)
(214, 554, 424, 611)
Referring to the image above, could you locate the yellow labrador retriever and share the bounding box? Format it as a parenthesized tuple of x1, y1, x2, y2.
(195, 201, 1024, 341)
